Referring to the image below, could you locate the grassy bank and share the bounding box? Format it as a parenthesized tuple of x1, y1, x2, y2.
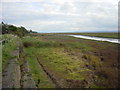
(2, 34, 18, 70)
(22, 34, 119, 88)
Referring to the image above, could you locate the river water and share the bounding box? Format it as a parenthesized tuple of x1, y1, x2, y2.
(69, 35, 120, 44)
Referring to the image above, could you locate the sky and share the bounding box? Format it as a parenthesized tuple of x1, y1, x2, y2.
(1, 0, 119, 33)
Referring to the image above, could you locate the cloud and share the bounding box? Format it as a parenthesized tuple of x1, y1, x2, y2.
(2, 0, 119, 3)
(2, 0, 118, 33)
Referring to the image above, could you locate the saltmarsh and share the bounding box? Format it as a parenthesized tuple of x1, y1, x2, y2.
(2, 33, 118, 88)
(22, 35, 105, 88)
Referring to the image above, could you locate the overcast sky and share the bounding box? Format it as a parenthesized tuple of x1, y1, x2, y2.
(1, 0, 119, 33)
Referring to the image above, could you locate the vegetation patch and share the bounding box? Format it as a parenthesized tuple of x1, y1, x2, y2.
(2, 34, 18, 70)
(24, 47, 55, 88)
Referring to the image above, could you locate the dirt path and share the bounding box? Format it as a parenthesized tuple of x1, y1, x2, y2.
(2, 49, 21, 88)
(2, 40, 37, 88)
(20, 58, 37, 88)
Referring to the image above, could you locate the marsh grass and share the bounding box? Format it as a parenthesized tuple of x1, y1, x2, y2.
(22, 36, 95, 87)
(24, 47, 55, 88)
(22, 34, 118, 88)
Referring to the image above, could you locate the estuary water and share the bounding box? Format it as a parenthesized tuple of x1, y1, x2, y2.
(69, 35, 120, 44)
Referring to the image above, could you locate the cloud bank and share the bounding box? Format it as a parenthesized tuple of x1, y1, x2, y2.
(2, 0, 119, 33)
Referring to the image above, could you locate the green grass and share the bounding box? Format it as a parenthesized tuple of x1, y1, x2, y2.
(22, 34, 118, 88)
(35, 47, 90, 80)
(2, 34, 18, 70)
(22, 36, 95, 87)
(24, 47, 55, 88)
